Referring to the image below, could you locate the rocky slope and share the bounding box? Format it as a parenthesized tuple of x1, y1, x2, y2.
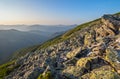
(4, 13, 120, 79)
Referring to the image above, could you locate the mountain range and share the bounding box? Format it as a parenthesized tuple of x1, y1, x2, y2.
(0, 25, 76, 64)
(0, 13, 120, 79)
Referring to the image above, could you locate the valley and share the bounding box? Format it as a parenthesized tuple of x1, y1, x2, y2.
(0, 25, 76, 64)
(1, 13, 120, 79)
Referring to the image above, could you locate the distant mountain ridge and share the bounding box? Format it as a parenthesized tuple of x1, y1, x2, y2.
(1, 13, 120, 79)
(0, 29, 47, 64)
(0, 25, 76, 64)
(0, 24, 77, 31)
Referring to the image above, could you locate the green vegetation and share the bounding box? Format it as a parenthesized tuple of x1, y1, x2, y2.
(37, 18, 100, 50)
(37, 35, 65, 49)
(114, 12, 120, 15)
(0, 41, 40, 79)
(12, 45, 40, 60)
(0, 60, 19, 79)
(37, 71, 53, 79)
(0, 18, 101, 79)
(11, 18, 101, 61)
(62, 18, 100, 38)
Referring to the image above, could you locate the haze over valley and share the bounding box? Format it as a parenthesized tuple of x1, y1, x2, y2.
(0, 0, 120, 79)
(0, 24, 76, 64)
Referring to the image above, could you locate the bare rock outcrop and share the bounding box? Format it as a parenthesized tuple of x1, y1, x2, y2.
(5, 14, 120, 79)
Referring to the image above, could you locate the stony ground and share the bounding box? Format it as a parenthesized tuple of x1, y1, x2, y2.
(5, 14, 120, 79)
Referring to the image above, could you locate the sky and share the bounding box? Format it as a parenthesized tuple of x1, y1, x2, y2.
(0, 0, 120, 25)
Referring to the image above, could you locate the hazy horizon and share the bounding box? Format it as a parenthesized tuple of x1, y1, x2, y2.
(0, 24, 77, 31)
(0, 0, 120, 25)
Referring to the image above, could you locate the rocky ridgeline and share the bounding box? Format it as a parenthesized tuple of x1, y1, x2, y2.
(6, 14, 120, 79)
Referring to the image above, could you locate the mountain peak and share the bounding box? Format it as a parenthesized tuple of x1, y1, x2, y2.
(1, 13, 120, 79)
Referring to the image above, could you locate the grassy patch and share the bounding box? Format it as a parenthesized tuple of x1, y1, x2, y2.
(12, 45, 40, 60)
(114, 12, 120, 15)
(12, 18, 101, 60)
(37, 18, 100, 50)
(0, 60, 19, 79)
(62, 18, 100, 38)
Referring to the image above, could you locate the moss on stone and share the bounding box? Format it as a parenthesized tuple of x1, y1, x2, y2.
(105, 48, 120, 74)
(37, 71, 53, 79)
(76, 57, 93, 70)
(90, 70, 120, 79)
(81, 65, 120, 79)
(66, 47, 81, 59)
(84, 33, 92, 46)
(105, 48, 119, 68)
(63, 66, 85, 78)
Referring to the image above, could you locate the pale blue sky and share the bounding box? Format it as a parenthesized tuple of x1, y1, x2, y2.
(0, 0, 120, 25)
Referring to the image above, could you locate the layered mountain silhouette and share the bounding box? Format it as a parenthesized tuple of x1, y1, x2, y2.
(0, 13, 120, 79)
(0, 25, 76, 64)
(0, 29, 48, 64)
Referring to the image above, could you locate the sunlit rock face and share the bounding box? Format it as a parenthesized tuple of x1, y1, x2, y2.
(5, 13, 120, 79)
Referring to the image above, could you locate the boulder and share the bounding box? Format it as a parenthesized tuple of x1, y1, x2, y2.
(81, 65, 120, 79)
(66, 47, 81, 59)
(105, 48, 120, 73)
